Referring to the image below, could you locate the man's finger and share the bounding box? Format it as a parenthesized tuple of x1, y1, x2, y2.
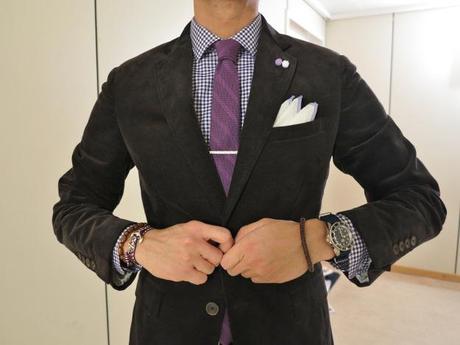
(226, 254, 247, 276)
(198, 223, 234, 248)
(218, 237, 234, 253)
(235, 218, 271, 242)
(192, 255, 216, 275)
(220, 245, 244, 271)
(196, 241, 224, 267)
(186, 268, 208, 285)
(240, 268, 254, 279)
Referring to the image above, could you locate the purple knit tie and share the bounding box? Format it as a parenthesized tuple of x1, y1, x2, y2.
(210, 38, 241, 345)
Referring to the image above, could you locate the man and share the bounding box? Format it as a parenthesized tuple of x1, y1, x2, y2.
(52, 0, 447, 344)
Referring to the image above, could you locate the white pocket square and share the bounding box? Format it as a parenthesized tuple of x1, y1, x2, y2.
(273, 95, 318, 127)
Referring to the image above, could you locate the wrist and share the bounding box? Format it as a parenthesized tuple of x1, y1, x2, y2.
(319, 213, 355, 267)
(305, 218, 336, 265)
(133, 228, 157, 266)
(130, 226, 152, 266)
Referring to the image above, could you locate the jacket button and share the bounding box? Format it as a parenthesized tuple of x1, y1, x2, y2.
(392, 243, 399, 255)
(399, 241, 405, 253)
(206, 302, 219, 316)
(85, 257, 91, 267)
(411, 235, 417, 247)
(405, 238, 411, 249)
(90, 261, 96, 270)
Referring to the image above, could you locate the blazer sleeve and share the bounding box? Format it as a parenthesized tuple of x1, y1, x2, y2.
(332, 54, 447, 287)
(52, 66, 138, 290)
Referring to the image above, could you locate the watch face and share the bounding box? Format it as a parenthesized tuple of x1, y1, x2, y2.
(330, 222, 354, 251)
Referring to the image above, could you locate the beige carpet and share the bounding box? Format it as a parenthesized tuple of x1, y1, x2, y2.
(326, 267, 460, 345)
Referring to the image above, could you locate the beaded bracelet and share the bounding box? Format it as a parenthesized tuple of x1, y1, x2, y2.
(300, 217, 315, 273)
(116, 222, 149, 267)
(123, 225, 152, 268)
(113, 225, 141, 275)
(120, 224, 151, 268)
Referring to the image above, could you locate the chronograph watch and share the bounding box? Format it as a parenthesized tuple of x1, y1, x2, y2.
(319, 212, 355, 268)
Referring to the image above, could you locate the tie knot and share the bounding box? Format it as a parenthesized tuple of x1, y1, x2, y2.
(214, 39, 241, 63)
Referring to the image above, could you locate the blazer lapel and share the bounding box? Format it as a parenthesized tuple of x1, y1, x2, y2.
(154, 16, 297, 227)
(154, 22, 227, 218)
(221, 16, 297, 226)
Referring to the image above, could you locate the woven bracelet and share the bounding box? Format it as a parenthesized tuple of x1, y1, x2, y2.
(123, 225, 153, 268)
(300, 217, 315, 273)
(117, 222, 149, 266)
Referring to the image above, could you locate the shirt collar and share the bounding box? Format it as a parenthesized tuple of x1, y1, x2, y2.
(190, 13, 262, 61)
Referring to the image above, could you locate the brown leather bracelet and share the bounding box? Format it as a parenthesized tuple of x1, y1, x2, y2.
(300, 217, 315, 272)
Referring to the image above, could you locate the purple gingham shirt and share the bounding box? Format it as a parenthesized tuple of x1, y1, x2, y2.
(111, 13, 372, 285)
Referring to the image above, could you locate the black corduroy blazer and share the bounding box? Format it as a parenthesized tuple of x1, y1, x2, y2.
(52, 14, 446, 345)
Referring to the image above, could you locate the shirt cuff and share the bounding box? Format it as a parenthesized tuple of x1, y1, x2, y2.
(328, 213, 372, 283)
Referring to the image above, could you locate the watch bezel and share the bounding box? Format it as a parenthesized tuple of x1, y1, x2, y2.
(329, 221, 354, 251)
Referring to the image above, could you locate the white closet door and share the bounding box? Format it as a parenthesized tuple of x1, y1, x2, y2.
(0, 1, 106, 344)
(95, 2, 193, 344)
(391, 7, 460, 273)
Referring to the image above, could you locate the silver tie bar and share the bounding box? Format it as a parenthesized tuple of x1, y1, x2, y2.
(209, 150, 238, 154)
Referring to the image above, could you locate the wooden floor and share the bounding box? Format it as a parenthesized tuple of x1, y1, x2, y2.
(326, 268, 460, 345)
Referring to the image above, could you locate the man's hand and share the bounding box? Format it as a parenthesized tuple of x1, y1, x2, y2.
(220, 218, 335, 283)
(133, 220, 234, 285)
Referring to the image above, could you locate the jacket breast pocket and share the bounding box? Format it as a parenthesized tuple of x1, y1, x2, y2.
(269, 117, 324, 142)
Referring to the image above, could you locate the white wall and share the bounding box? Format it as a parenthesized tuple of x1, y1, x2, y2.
(325, 7, 460, 274)
(0, 1, 107, 344)
(325, 15, 393, 109)
(287, 0, 326, 43)
(259, 0, 288, 33)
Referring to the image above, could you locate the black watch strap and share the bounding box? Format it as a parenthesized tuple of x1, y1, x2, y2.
(319, 213, 352, 268)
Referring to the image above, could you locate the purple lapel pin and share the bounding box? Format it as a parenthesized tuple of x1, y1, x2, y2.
(275, 58, 290, 68)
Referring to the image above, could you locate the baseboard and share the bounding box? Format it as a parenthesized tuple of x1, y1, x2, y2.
(391, 265, 460, 283)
